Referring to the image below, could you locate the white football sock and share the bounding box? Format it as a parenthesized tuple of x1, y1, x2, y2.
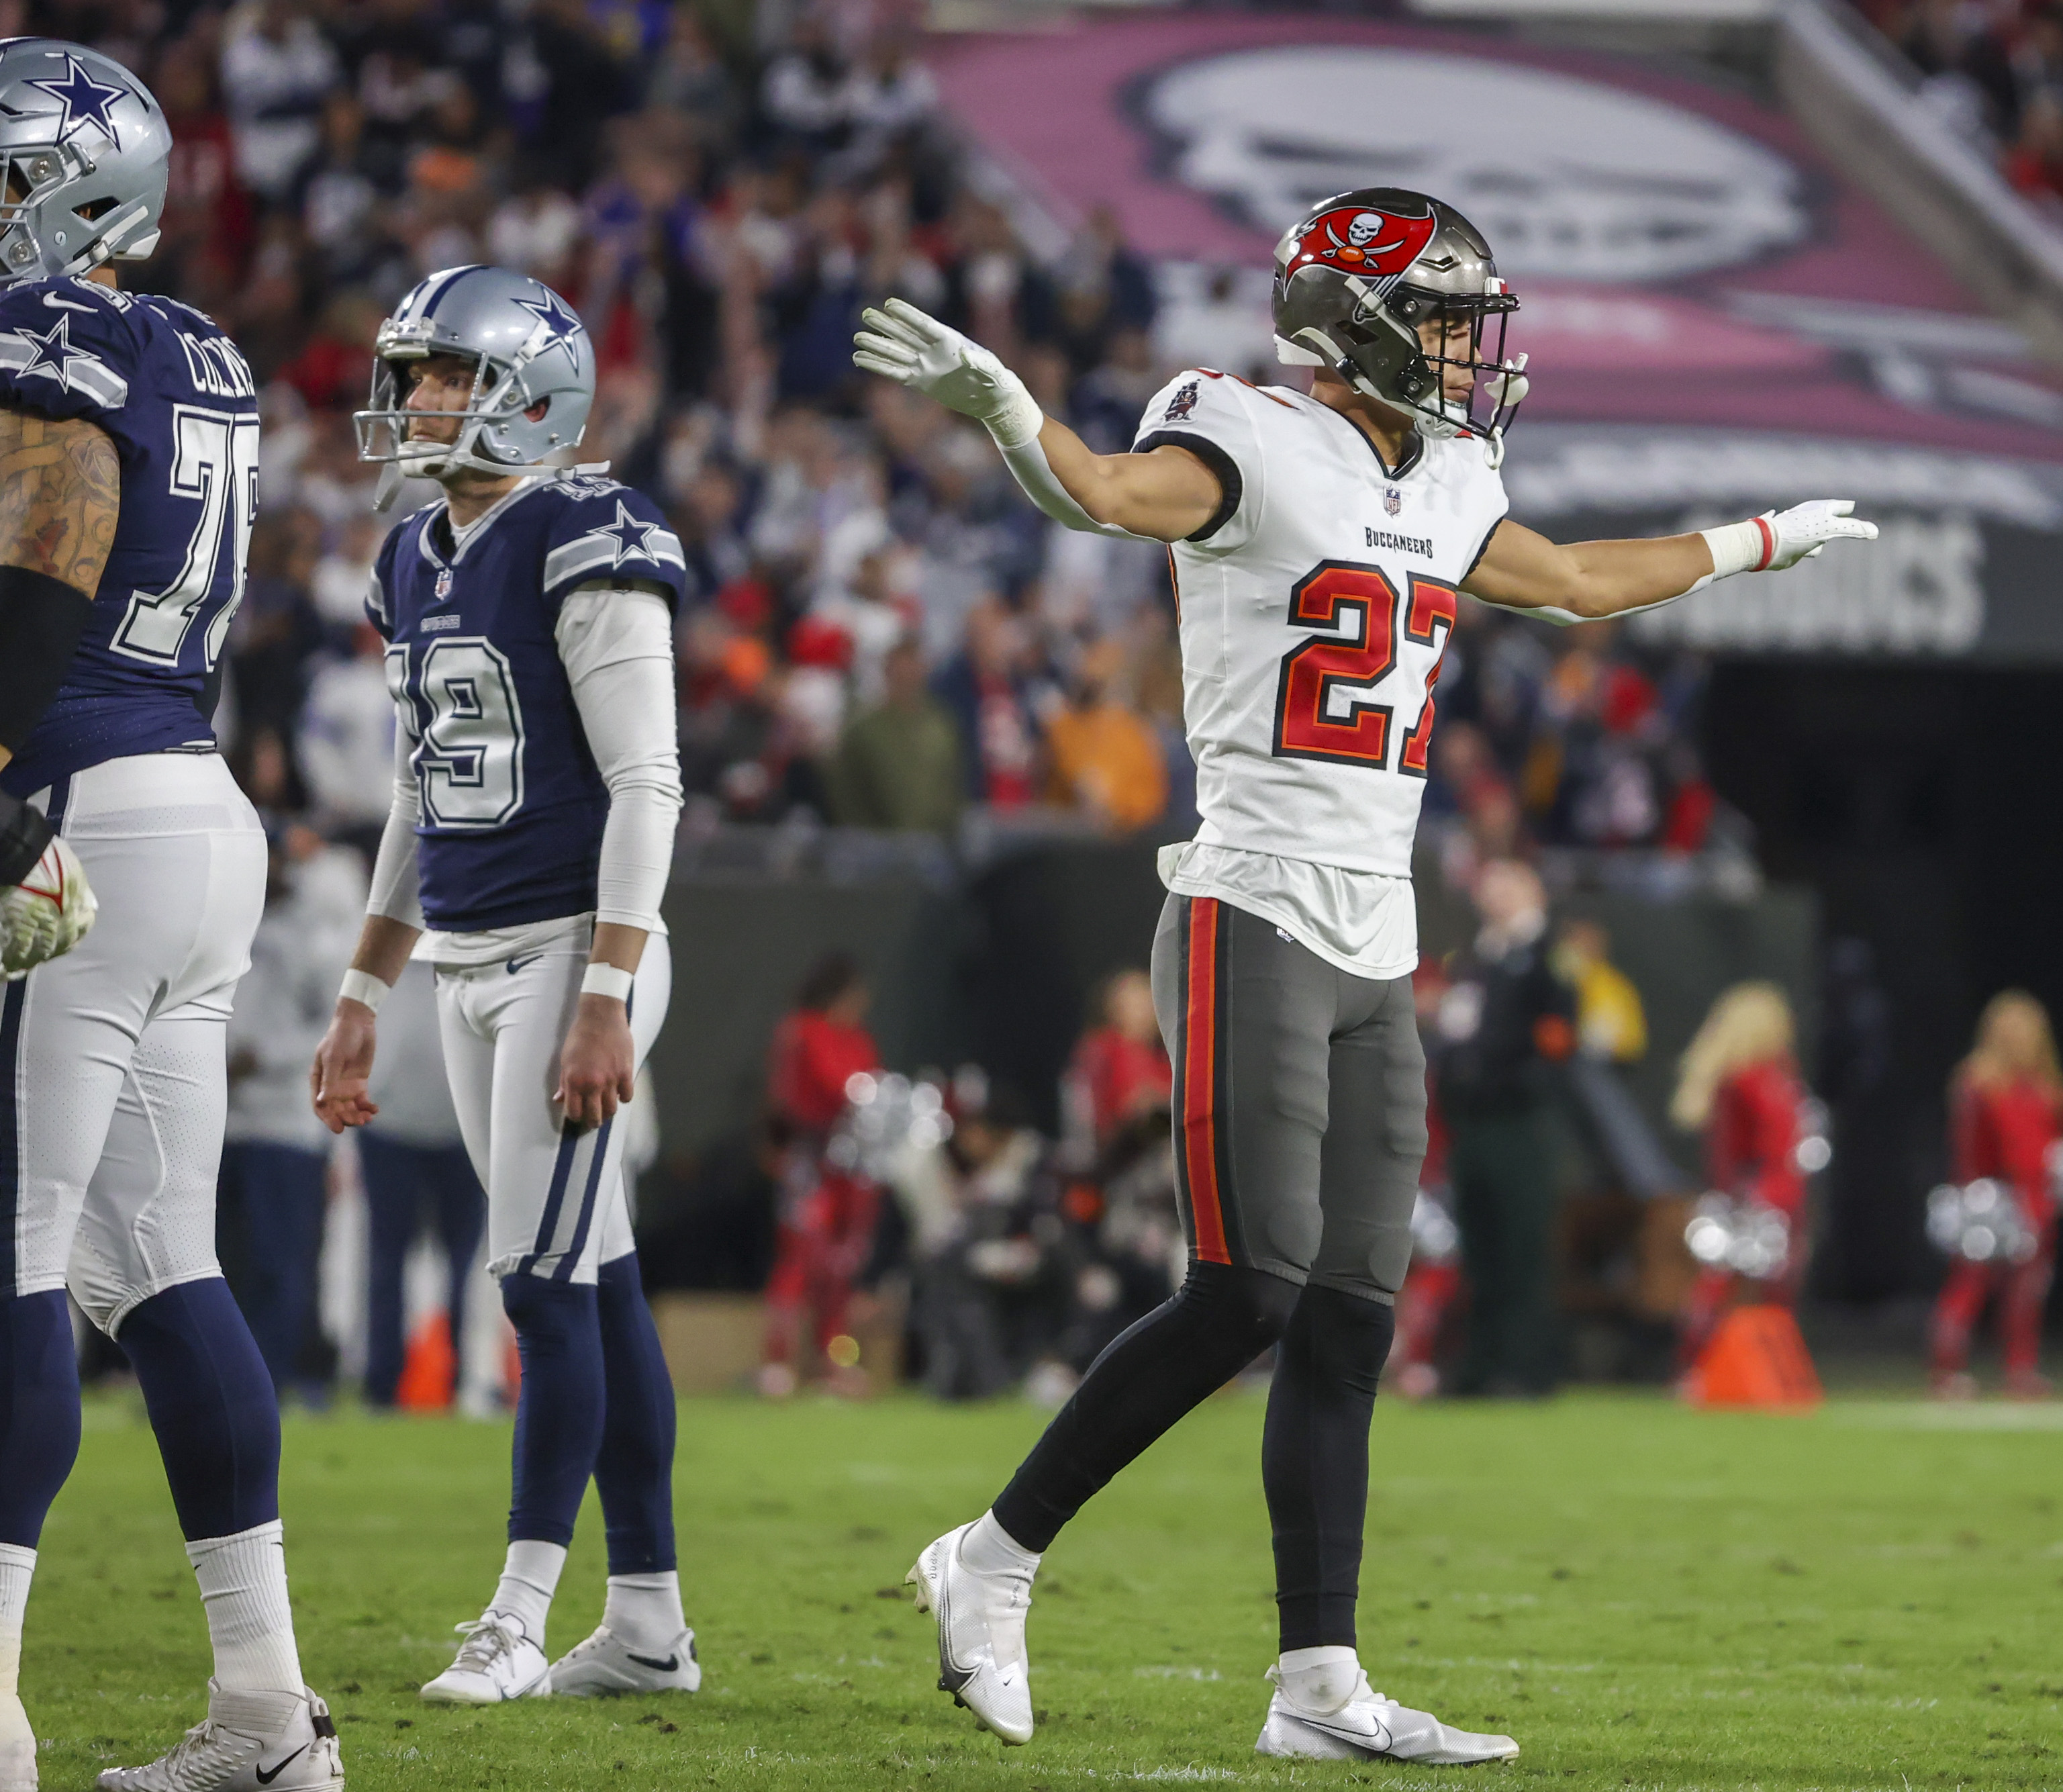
(959, 1511, 1041, 1578)
(1278, 1644, 1360, 1713)
(602, 1572, 685, 1648)
(491, 1540, 567, 1644)
(0, 1543, 34, 1701)
(186, 1522, 303, 1693)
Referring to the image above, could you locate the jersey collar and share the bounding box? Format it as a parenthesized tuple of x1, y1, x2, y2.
(1303, 391, 1425, 481)
(421, 475, 550, 568)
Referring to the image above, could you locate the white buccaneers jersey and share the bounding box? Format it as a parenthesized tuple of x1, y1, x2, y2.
(1138, 370, 1508, 973)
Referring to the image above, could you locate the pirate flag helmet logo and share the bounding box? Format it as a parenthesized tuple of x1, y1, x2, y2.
(1273, 187, 1528, 456)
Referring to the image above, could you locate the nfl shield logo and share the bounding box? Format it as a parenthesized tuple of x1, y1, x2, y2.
(1384, 487, 1402, 517)
(434, 567, 453, 602)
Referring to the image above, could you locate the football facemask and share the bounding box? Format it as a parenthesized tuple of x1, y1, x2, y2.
(1273, 189, 1528, 455)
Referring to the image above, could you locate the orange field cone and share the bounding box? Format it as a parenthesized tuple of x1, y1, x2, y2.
(395, 1311, 456, 1411)
(1684, 1304, 1822, 1410)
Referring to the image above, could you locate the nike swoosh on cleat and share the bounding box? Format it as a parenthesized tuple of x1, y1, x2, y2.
(930, 1556, 976, 1693)
(1293, 1714, 1394, 1753)
(254, 1744, 308, 1785)
(625, 1652, 679, 1672)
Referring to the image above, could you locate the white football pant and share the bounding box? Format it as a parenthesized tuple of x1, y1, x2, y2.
(1, 754, 265, 1331)
(432, 934, 669, 1285)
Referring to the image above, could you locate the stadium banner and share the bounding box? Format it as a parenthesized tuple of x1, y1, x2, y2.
(927, 15, 2063, 661)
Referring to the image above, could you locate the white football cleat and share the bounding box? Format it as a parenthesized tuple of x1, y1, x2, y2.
(96, 1683, 342, 1791)
(420, 1611, 552, 1703)
(906, 1522, 1034, 1746)
(1255, 1666, 1519, 1764)
(548, 1624, 702, 1697)
(1, 1688, 35, 1792)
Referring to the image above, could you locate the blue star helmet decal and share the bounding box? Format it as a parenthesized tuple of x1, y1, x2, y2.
(513, 289, 585, 370)
(27, 52, 127, 150)
(594, 499, 667, 568)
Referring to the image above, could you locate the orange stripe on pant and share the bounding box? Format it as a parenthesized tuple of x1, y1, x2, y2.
(1182, 898, 1231, 1265)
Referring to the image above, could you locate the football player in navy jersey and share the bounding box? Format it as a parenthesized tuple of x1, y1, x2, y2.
(310, 267, 695, 1703)
(0, 40, 344, 1792)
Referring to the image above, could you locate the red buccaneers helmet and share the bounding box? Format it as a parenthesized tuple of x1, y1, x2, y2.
(1272, 188, 1527, 453)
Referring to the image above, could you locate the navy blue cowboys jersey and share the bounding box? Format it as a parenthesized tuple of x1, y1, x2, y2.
(368, 475, 685, 933)
(0, 277, 259, 800)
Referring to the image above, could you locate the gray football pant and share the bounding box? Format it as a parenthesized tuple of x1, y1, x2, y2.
(1149, 894, 1426, 1303)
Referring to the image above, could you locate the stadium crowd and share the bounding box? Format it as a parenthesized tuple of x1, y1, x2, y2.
(15, 0, 1725, 860)
(1858, 0, 2063, 209)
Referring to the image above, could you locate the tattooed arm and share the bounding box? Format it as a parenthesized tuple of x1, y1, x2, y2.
(0, 404, 119, 774)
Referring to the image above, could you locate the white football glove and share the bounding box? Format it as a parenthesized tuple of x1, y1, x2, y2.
(1704, 499, 1878, 581)
(1, 835, 96, 979)
(852, 299, 1044, 449)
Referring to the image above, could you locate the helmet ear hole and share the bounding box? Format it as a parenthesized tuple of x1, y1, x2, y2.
(525, 397, 549, 423)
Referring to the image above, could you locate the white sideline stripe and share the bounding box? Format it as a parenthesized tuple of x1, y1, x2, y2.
(1828, 1401, 2063, 1429)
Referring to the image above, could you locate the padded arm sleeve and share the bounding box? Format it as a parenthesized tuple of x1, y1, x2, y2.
(556, 586, 683, 935)
(997, 436, 1155, 541)
(0, 564, 93, 753)
(366, 718, 424, 928)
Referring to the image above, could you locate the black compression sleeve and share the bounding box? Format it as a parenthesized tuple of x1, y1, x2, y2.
(0, 564, 91, 756)
(0, 790, 52, 886)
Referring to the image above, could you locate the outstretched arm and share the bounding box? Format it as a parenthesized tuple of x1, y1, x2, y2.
(854, 299, 1222, 543)
(1464, 502, 1878, 623)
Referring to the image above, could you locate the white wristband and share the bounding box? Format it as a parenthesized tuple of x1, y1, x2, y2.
(977, 381, 1045, 452)
(338, 968, 391, 1014)
(581, 961, 635, 1002)
(1700, 516, 1776, 581)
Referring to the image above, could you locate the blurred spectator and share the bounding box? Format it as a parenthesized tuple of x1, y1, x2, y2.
(297, 620, 395, 847)
(220, 0, 342, 201)
(934, 598, 1041, 809)
(359, 961, 486, 1410)
(1060, 968, 1171, 1165)
(760, 953, 883, 1397)
(1929, 990, 2060, 1399)
(1669, 982, 1811, 1368)
(827, 635, 963, 834)
(898, 1086, 1068, 1400)
(1045, 636, 1167, 833)
(220, 827, 363, 1399)
(1552, 918, 1647, 1064)
(1433, 858, 1577, 1398)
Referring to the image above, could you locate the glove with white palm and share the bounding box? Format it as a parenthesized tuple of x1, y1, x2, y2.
(0, 831, 95, 979)
(853, 299, 1044, 450)
(1702, 499, 1878, 582)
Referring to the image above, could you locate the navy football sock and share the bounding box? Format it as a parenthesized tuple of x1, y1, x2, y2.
(993, 1262, 1298, 1552)
(0, 1290, 82, 1547)
(1261, 1284, 1396, 1652)
(117, 1279, 281, 1540)
(501, 1274, 606, 1548)
(593, 1253, 677, 1575)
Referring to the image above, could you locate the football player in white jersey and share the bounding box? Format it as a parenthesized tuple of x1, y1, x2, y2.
(855, 187, 1876, 1764)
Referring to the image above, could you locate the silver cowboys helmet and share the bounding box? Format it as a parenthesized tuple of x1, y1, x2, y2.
(1272, 187, 1527, 451)
(0, 39, 169, 283)
(356, 264, 595, 488)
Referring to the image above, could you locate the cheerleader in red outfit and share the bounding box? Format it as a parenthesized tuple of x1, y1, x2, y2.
(759, 953, 882, 1397)
(1671, 982, 1810, 1368)
(1063, 970, 1171, 1154)
(1930, 991, 2061, 1400)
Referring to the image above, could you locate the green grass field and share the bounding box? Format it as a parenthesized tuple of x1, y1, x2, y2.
(26, 1388, 2063, 1791)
